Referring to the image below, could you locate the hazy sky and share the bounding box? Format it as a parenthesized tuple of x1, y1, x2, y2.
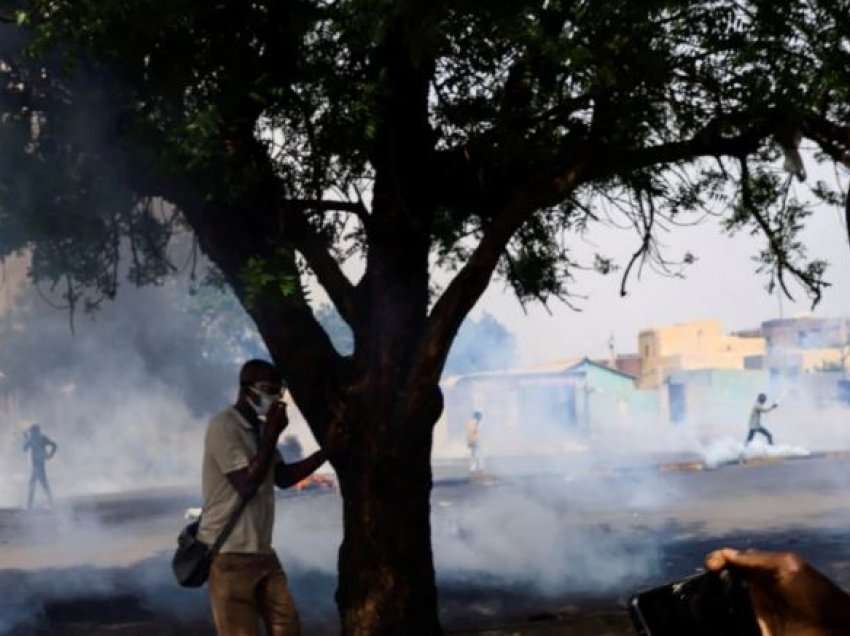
(472, 173, 850, 365)
(475, 204, 849, 365)
(415, 153, 847, 366)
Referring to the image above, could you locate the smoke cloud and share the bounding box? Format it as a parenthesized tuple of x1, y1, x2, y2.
(0, 231, 847, 633)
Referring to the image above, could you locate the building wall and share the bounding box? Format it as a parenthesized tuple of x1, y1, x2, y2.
(0, 253, 29, 317)
(638, 319, 766, 388)
(667, 368, 769, 437)
(765, 348, 844, 375)
(762, 317, 850, 376)
(667, 366, 848, 446)
(616, 354, 642, 378)
(440, 361, 651, 454)
(762, 316, 850, 351)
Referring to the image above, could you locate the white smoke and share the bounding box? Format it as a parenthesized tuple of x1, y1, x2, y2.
(0, 234, 848, 632)
(701, 437, 811, 469)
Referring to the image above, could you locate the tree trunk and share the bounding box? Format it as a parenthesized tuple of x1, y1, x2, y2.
(334, 411, 441, 636)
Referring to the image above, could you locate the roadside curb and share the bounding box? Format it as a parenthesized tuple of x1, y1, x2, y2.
(438, 449, 850, 484)
(658, 449, 850, 473)
(658, 460, 705, 472)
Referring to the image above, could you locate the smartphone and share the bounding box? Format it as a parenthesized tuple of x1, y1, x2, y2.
(629, 569, 760, 636)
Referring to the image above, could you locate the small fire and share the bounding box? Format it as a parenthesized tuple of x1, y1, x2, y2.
(294, 474, 336, 491)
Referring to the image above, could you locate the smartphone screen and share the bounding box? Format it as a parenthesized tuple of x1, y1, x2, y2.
(629, 569, 760, 636)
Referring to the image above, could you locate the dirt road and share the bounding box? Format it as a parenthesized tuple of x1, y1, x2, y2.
(1, 454, 848, 634)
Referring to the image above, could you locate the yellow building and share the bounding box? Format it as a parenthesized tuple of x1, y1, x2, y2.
(638, 319, 766, 389)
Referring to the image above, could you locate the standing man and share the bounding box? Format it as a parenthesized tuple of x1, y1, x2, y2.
(746, 393, 778, 446)
(23, 424, 57, 509)
(198, 359, 326, 636)
(465, 411, 483, 473)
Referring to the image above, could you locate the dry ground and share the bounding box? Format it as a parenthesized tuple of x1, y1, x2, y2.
(2, 454, 849, 635)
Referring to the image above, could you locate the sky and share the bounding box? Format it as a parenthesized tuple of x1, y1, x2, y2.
(322, 159, 850, 368)
(451, 160, 850, 366)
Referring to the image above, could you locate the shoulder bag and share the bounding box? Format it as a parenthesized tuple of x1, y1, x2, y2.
(172, 496, 250, 588)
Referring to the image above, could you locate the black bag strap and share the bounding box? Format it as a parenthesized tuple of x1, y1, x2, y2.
(208, 494, 252, 555)
(208, 411, 268, 555)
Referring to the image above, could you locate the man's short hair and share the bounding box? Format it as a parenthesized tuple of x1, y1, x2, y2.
(757, 393, 767, 402)
(473, 410, 482, 420)
(239, 359, 282, 387)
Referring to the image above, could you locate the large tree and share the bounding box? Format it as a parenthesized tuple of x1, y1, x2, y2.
(2, 1, 850, 632)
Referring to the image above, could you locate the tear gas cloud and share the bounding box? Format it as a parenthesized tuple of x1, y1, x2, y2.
(0, 257, 248, 507)
(0, 254, 325, 633)
(434, 358, 850, 466)
(0, 257, 673, 634)
(430, 330, 850, 598)
(1, 238, 850, 633)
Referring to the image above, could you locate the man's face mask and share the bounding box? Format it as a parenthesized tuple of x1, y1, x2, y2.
(248, 383, 282, 417)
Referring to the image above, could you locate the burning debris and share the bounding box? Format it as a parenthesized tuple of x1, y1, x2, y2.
(294, 474, 336, 492)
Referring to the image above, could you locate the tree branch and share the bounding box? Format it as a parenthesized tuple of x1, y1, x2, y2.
(156, 185, 346, 447)
(846, 180, 850, 258)
(413, 167, 584, 387)
(280, 200, 359, 326)
(801, 115, 850, 167)
(739, 158, 825, 306)
(620, 190, 655, 297)
(286, 198, 369, 218)
(609, 113, 849, 184)
(415, 111, 819, 389)
(598, 118, 772, 178)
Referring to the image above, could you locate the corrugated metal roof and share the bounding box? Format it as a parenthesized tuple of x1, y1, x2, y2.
(445, 356, 637, 385)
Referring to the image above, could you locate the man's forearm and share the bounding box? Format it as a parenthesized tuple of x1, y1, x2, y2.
(275, 450, 326, 488)
(227, 434, 279, 498)
(246, 435, 279, 481)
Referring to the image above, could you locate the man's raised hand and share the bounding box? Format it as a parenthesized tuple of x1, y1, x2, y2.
(264, 401, 289, 438)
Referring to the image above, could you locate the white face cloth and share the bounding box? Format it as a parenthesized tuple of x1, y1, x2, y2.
(248, 386, 280, 417)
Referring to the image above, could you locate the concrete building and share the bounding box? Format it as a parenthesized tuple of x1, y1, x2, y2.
(666, 368, 768, 428)
(602, 353, 642, 378)
(440, 358, 656, 454)
(638, 319, 766, 389)
(761, 316, 850, 377)
(659, 315, 850, 427)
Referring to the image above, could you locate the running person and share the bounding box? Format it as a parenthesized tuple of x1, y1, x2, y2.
(746, 393, 777, 445)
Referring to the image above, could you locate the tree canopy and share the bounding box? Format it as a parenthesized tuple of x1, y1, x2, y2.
(2, 1, 848, 324)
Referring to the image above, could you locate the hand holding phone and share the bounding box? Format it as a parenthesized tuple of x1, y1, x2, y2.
(706, 549, 850, 636)
(629, 568, 760, 636)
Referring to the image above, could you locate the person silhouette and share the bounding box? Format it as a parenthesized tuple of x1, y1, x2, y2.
(746, 393, 777, 446)
(465, 411, 483, 472)
(23, 424, 57, 509)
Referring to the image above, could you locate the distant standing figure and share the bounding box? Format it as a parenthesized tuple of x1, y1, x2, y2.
(746, 393, 777, 446)
(23, 424, 57, 508)
(465, 411, 483, 472)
